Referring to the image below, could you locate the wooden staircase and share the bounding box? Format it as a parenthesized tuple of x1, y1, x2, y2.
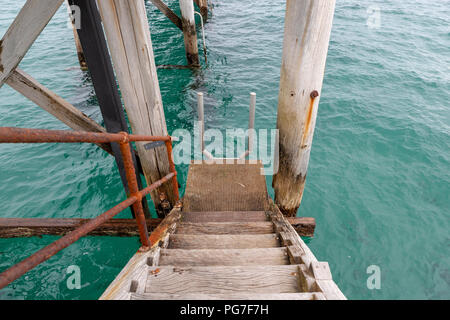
(100, 162, 346, 300)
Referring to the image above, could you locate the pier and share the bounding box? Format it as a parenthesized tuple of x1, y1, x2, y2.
(0, 0, 344, 300)
(101, 161, 345, 300)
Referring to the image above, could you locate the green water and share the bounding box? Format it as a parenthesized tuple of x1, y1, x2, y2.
(0, 0, 449, 299)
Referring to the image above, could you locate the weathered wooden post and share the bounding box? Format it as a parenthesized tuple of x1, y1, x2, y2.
(97, 0, 177, 214)
(194, 0, 208, 21)
(65, 0, 87, 71)
(272, 0, 336, 217)
(179, 0, 200, 66)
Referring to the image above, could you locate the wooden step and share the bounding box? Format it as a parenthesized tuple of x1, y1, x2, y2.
(144, 265, 303, 295)
(175, 222, 274, 235)
(159, 248, 289, 266)
(169, 234, 281, 249)
(131, 292, 325, 300)
(182, 211, 268, 222)
(183, 162, 268, 212)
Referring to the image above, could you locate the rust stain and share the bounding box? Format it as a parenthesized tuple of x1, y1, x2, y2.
(150, 268, 160, 276)
(301, 90, 319, 147)
(148, 224, 169, 248)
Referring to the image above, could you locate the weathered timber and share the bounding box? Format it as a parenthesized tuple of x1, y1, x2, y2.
(131, 292, 325, 300)
(182, 211, 268, 222)
(102, 162, 344, 300)
(145, 265, 301, 294)
(0, 0, 64, 87)
(183, 162, 268, 212)
(169, 234, 280, 249)
(266, 198, 318, 268)
(272, 0, 336, 216)
(0, 218, 162, 238)
(99, 206, 182, 300)
(286, 217, 316, 237)
(5, 68, 111, 154)
(179, 0, 200, 66)
(159, 248, 290, 266)
(0, 217, 312, 238)
(149, 0, 182, 30)
(97, 0, 176, 212)
(175, 222, 274, 235)
(65, 0, 88, 71)
(71, 0, 150, 218)
(194, 0, 208, 21)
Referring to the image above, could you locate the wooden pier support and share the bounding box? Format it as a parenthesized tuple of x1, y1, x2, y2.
(149, 0, 182, 30)
(97, 0, 177, 213)
(194, 0, 208, 21)
(0, 217, 315, 238)
(272, 0, 336, 216)
(65, 0, 88, 71)
(71, 0, 151, 218)
(179, 0, 200, 66)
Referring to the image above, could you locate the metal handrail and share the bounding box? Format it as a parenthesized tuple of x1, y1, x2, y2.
(0, 127, 179, 289)
(197, 92, 256, 161)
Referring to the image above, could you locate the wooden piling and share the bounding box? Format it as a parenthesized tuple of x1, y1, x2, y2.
(65, 0, 88, 71)
(179, 0, 200, 66)
(272, 0, 336, 217)
(97, 0, 177, 213)
(194, 0, 208, 21)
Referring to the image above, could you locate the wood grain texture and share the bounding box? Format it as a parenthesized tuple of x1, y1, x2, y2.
(266, 199, 346, 299)
(182, 211, 268, 222)
(97, 0, 175, 208)
(169, 234, 280, 249)
(6, 68, 111, 154)
(175, 222, 274, 235)
(149, 0, 182, 30)
(145, 265, 301, 294)
(272, 0, 336, 216)
(131, 292, 325, 300)
(99, 248, 154, 300)
(286, 217, 316, 237)
(0, 0, 64, 86)
(159, 248, 289, 266)
(315, 280, 347, 300)
(0, 218, 162, 238)
(179, 0, 199, 65)
(183, 162, 268, 212)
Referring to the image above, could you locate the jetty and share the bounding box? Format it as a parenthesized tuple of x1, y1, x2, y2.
(0, 0, 345, 300)
(101, 161, 345, 300)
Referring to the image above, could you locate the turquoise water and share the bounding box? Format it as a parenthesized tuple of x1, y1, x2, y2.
(0, 0, 449, 299)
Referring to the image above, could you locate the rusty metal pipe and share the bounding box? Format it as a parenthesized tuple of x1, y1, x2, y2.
(0, 127, 170, 144)
(128, 135, 171, 142)
(118, 134, 150, 247)
(165, 140, 180, 201)
(140, 172, 175, 198)
(0, 127, 126, 144)
(0, 196, 137, 290)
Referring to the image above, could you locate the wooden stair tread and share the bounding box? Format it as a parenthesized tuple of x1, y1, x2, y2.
(159, 248, 289, 266)
(145, 265, 303, 294)
(182, 211, 268, 222)
(168, 234, 280, 249)
(175, 221, 274, 235)
(131, 292, 326, 300)
(183, 162, 268, 211)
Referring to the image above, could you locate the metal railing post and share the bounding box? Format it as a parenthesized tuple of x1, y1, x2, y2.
(118, 132, 150, 248)
(165, 138, 180, 202)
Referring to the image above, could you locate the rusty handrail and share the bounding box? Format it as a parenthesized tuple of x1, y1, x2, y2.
(0, 127, 179, 290)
